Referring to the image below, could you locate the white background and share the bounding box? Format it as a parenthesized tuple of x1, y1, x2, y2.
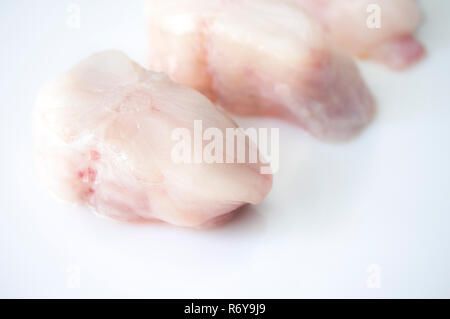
(1, 0, 449, 298)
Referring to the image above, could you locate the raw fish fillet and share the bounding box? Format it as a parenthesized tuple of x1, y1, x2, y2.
(33, 51, 272, 227)
(147, 0, 375, 141)
(296, 0, 425, 69)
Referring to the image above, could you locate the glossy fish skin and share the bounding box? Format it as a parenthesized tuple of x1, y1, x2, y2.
(147, 0, 375, 142)
(34, 51, 272, 228)
(296, 0, 425, 69)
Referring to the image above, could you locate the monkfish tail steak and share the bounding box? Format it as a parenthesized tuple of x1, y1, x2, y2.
(296, 0, 425, 69)
(34, 51, 272, 227)
(147, 0, 375, 141)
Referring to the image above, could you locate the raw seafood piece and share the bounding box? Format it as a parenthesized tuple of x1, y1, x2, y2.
(296, 0, 425, 69)
(147, 0, 375, 141)
(33, 51, 272, 227)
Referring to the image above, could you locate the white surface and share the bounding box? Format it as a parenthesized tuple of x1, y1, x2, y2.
(1, 0, 449, 298)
